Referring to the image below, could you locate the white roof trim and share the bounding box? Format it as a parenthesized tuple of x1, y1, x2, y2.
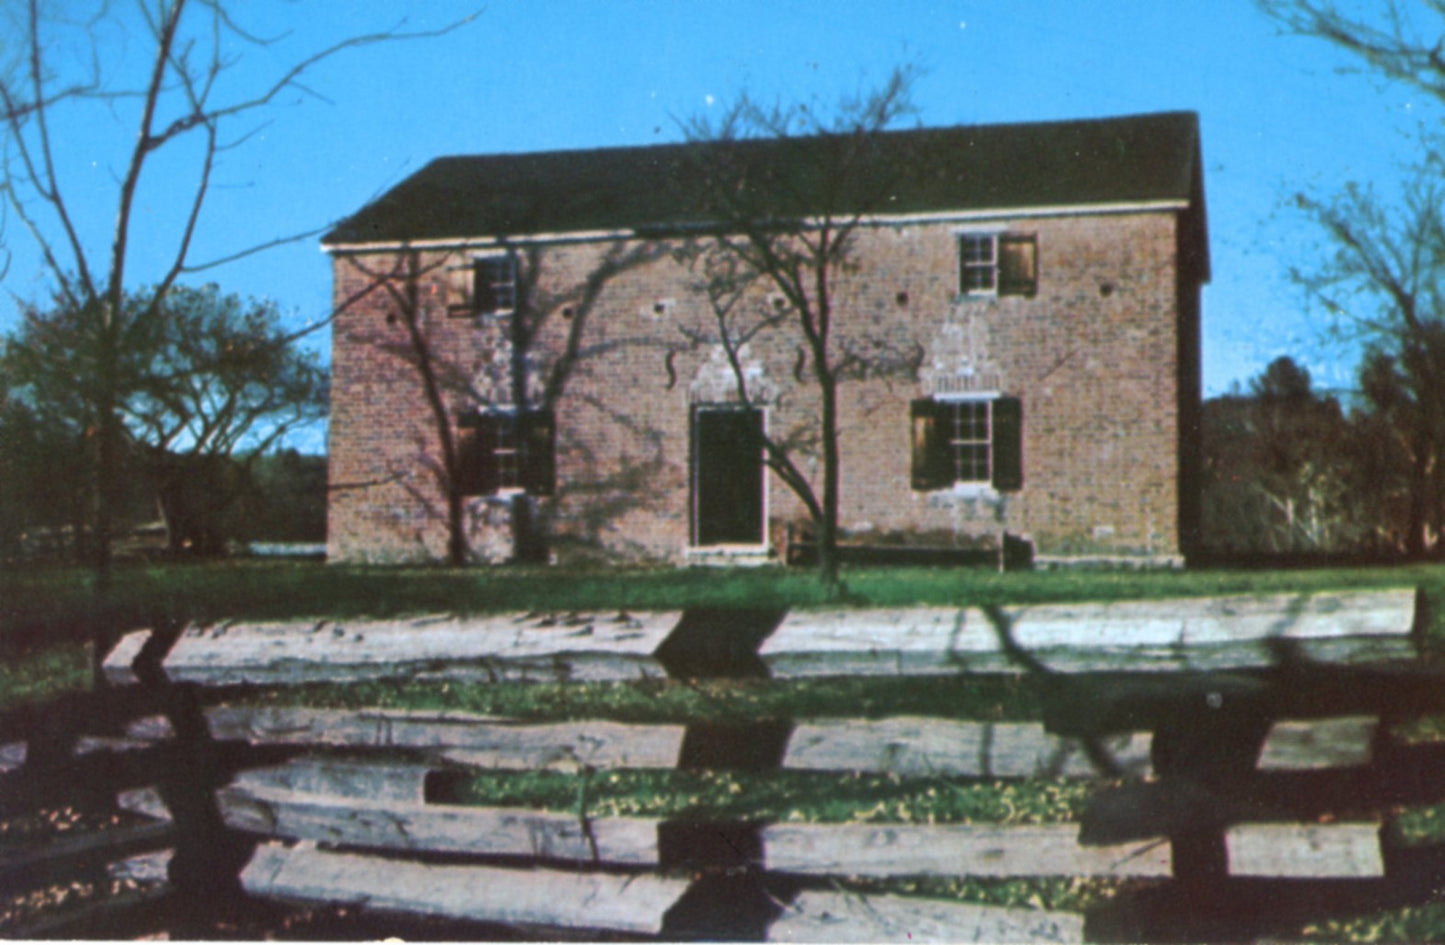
(321, 198, 1189, 253)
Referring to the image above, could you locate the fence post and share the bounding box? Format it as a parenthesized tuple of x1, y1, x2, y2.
(1152, 694, 1271, 888)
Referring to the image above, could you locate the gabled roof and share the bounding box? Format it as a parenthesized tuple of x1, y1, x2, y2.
(323, 110, 1206, 259)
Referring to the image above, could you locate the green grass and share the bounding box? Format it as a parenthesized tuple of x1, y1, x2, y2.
(0, 644, 89, 713)
(2, 557, 1441, 712)
(4, 558, 1441, 638)
(1301, 903, 1445, 942)
(249, 675, 1044, 723)
(436, 768, 1097, 825)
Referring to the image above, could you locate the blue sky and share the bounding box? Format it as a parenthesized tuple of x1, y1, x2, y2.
(2, 0, 1433, 450)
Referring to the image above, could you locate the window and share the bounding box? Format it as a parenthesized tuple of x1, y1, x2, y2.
(472, 255, 517, 315)
(911, 395, 1023, 492)
(456, 409, 555, 496)
(958, 233, 1037, 298)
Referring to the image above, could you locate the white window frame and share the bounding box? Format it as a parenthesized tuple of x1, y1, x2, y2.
(957, 231, 1001, 298)
(955, 228, 1038, 300)
(934, 391, 1000, 496)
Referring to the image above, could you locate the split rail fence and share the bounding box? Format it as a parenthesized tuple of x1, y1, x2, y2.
(3, 587, 1445, 940)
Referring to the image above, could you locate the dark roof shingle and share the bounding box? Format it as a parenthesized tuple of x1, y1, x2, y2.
(323, 111, 1203, 247)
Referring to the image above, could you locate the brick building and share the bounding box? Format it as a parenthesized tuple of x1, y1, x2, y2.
(322, 111, 1208, 567)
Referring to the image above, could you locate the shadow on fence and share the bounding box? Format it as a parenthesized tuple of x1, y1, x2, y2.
(6, 591, 1445, 940)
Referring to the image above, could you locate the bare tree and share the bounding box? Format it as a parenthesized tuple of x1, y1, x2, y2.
(1258, 1, 1445, 102)
(1290, 168, 1445, 554)
(682, 67, 920, 583)
(0, 0, 475, 588)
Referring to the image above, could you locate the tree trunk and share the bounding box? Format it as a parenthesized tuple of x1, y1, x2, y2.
(446, 488, 467, 566)
(818, 370, 840, 586)
(1408, 439, 1432, 558)
(91, 316, 121, 687)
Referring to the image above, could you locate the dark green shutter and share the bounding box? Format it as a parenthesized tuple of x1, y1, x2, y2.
(519, 409, 556, 496)
(457, 413, 500, 496)
(911, 399, 951, 491)
(991, 396, 1024, 492)
(998, 235, 1038, 298)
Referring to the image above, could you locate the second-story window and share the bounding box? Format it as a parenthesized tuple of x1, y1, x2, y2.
(473, 255, 517, 315)
(958, 233, 1038, 299)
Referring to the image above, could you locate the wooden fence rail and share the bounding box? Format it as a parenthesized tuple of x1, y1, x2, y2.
(3, 588, 1441, 941)
(112, 704, 1379, 779)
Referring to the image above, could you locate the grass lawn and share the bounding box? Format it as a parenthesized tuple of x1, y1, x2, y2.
(435, 768, 1096, 825)
(4, 556, 1441, 712)
(4, 556, 1442, 636)
(4, 556, 1439, 712)
(253, 674, 1044, 723)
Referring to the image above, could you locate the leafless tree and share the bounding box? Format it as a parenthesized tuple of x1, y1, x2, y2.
(1258, 0, 1445, 102)
(1290, 167, 1445, 555)
(682, 67, 921, 583)
(0, 0, 476, 589)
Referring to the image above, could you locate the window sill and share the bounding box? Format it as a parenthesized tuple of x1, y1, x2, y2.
(686, 544, 774, 567)
(953, 293, 1035, 303)
(469, 488, 527, 505)
(916, 482, 999, 499)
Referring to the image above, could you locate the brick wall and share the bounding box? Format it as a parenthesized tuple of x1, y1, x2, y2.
(326, 209, 1198, 565)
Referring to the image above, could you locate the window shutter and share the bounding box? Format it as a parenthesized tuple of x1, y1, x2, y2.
(910, 399, 951, 491)
(991, 395, 1024, 492)
(998, 235, 1038, 297)
(457, 413, 500, 496)
(519, 409, 556, 496)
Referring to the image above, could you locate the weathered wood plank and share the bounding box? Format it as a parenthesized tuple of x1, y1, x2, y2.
(783, 718, 1151, 779)
(108, 611, 680, 687)
(219, 767, 659, 865)
(1009, 589, 1419, 664)
(768, 889, 1084, 943)
(240, 842, 689, 935)
(174, 705, 687, 770)
(762, 607, 972, 677)
(117, 786, 171, 821)
(1256, 716, 1378, 770)
(0, 820, 176, 893)
(0, 740, 24, 774)
(440, 719, 686, 770)
(231, 759, 431, 804)
(107, 849, 173, 884)
(1225, 823, 1383, 877)
(761, 589, 1419, 677)
(761, 823, 1172, 877)
(101, 629, 151, 685)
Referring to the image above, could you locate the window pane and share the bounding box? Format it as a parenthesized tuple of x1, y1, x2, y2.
(960, 235, 994, 264)
(956, 402, 988, 440)
(957, 443, 990, 482)
(945, 401, 991, 483)
(495, 414, 519, 488)
(962, 266, 995, 293)
(474, 257, 516, 314)
(959, 235, 998, 295)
